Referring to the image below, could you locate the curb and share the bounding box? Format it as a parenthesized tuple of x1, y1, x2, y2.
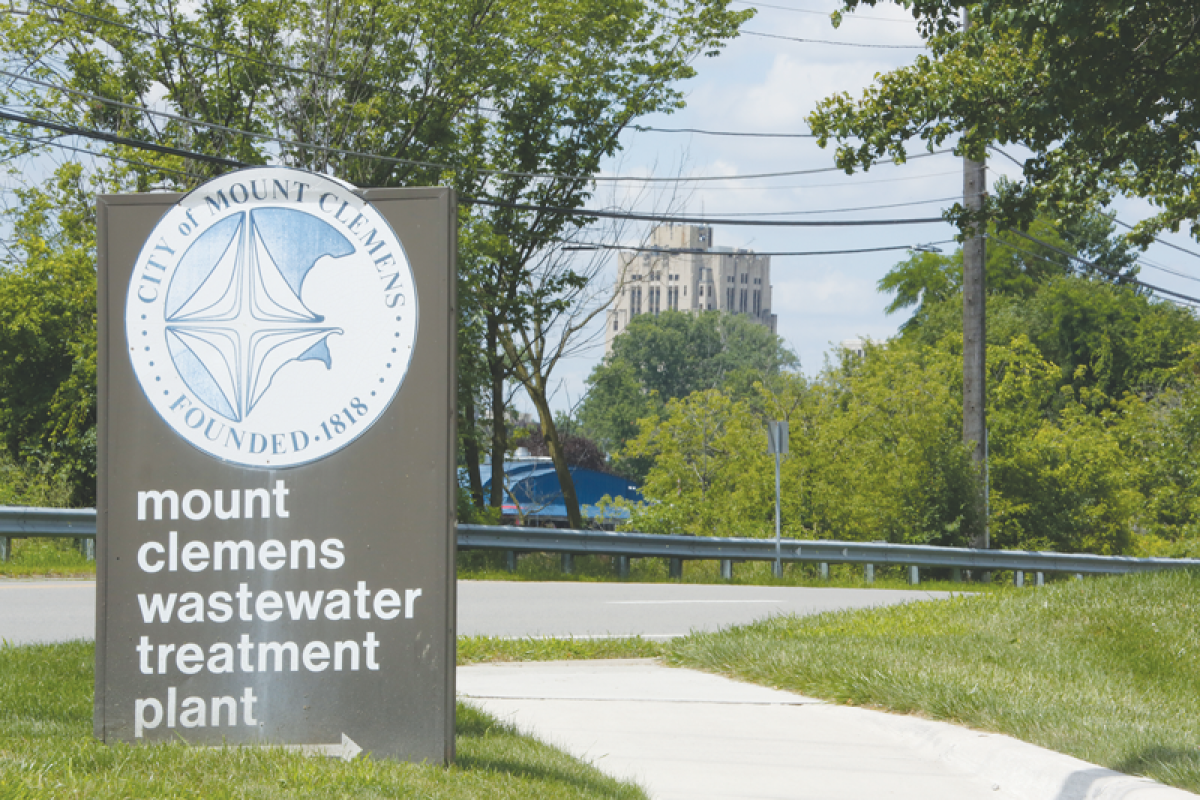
(843, 705, 1199, 800)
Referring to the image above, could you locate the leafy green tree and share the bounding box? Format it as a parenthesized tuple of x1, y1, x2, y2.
(986, 337, 1139, 554)
(1117, 348, 1200, 556)
(1, 0, 750, 515)
(0, 163, 103, 504)
(810, 0, 1200, 244)
(623, 389, 773, 537)
(579, 310, 797, 464)
(791, 338, 981, 546)
(880, 211, 1138, 334)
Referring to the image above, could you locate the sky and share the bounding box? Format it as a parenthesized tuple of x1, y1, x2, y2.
(526, 0, 1200, 418)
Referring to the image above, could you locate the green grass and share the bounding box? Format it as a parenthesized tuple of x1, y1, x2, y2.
(457, 549, 1010, 592)
(458, 636, 664, 664)
(666, 568, 1200, 793)
(0, 641, 647, 800)
(0, 538, 94, 578)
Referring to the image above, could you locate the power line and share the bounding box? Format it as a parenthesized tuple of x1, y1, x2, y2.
(731, 0, 916, 24)
(3, 71, 954, 183)
(23, 0, 326, 83)
(0, 108, 246, 168)
(465, 195, 945, 226)
(0, 128, 196, 179)
(705, 195, 960, 216)
(564, 238, 956, 256)
(1111, 217, 1200, 262)
(989, 145, 1200, 263)
(632, 125, 815, 138)
(998, 229, 1200, 306)
(739, 28, 923, 47)
(5, 127, 962, 221)
(631, 168, 964, 193)
(7, 123, 951, 227)
(1134, 257, 1200, 285)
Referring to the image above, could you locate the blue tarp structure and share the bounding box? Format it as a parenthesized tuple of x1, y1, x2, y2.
(474, 459, 643, 525)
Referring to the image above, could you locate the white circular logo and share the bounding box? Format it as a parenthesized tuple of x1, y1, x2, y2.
(125, 167, 418, 468)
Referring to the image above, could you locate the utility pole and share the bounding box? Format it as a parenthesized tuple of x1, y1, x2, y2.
(962, 6, 989, 551)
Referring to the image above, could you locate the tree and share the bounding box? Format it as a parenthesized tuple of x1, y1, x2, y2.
(810, 1, 1200, 244)
(0, 0, 751, 510)
(579, 310, 798, 462)
(511, 427, 609, 474)
(986, 337, 1139, 554)
(623, 389, 773, 537)
(499, 242, 616, 528)
(792, 338, 982, 546)
(0, 163, 104, 504)
(880, 210, 1139, 334)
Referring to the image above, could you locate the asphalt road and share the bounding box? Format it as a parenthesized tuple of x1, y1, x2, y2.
(456, 580, 956, 639)
(0, 578, 955, 645)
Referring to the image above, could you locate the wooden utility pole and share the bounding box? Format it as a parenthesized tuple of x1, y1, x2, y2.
(962, 6, 989, 550)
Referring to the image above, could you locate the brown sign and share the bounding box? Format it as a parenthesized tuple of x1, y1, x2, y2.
(95, 171, 456, 763)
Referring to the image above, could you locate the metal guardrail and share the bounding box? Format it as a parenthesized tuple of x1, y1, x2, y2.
(457, 524, 1200, 582)
(3, 508, 1199, 585)
(0, 506, 98, 561)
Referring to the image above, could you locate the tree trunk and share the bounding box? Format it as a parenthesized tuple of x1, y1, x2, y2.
(527, 385, 585, 530)
(487, 318, 507, 510)
(462, 391, 484, 509)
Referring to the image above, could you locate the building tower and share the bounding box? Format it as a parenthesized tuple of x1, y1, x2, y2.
(605, 225, 776, 354)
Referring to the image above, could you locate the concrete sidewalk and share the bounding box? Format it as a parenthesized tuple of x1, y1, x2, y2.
(457, 659, 1196, 800)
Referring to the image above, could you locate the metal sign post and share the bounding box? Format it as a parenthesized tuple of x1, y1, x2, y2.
(766, 421, 788, 578)
(95, 170, 456, 763)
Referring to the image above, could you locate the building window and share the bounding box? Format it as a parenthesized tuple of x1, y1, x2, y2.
(740, 289, 748, 312)
(726, 288, 735, 309)
(613, 318, 619, 331)
(753, 290, 761, 315)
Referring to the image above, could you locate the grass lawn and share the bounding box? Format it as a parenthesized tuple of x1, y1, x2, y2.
(0, 640, 649, 800)
(665, 568, 1200, 794)
(0, 538, 94, 578)
(457, 549, 1007, 593)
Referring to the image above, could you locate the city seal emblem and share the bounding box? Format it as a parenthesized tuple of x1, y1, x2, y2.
(125, 167, 418, 468)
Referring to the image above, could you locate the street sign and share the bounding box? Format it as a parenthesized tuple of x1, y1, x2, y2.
(767, 420, 789, 455)
(95, 170, 456, 763)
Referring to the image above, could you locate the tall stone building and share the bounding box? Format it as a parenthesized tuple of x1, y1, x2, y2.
(605, 224, 775, 354)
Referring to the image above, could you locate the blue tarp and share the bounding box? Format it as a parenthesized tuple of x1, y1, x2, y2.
(470, 459, 643, 523)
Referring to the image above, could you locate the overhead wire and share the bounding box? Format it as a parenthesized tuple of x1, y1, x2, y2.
(466, 195, 945, 226)
(739, 28, 922, 47)
(3, 119, 952, 227)
(561, 238, 956, 257)
(0, 128, 196, 179)
(2, 70, 955, 183)
(988, 145, 1200, 264)
(731, 0, 916, 24)
(23, 0, 328, 82)
(631, 126, 815, 138)
(704, 195, 959, 216)
(996, 229, 1200, 306)
(1111, 217, 1200, 262)
(0, 108, 246, 167)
